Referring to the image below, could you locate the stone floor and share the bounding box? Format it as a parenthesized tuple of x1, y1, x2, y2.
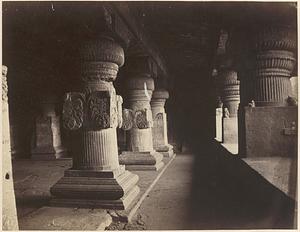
(110, 141, 297, 230)
(11, 141, 297, 230)
(12, 156, 175, 230)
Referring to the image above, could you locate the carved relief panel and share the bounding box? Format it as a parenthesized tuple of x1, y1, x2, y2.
(62, 90, 119, 131)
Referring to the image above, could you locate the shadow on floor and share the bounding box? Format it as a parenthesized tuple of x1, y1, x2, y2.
(187, 140, 296, 229)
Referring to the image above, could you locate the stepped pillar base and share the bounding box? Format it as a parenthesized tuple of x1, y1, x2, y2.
(50, 166, 140, 210)
(119, 151, 164, 171)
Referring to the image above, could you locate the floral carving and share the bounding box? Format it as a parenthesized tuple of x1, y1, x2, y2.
(63, 93, 85, 130)
(87, 91, 110, 129)
(122, 109, 134, 131)
(135, 109, 150, 129)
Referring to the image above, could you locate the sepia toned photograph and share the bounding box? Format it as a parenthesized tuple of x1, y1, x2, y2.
(2, 1, 298, 230)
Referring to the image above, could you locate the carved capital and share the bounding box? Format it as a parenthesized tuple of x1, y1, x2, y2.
(253, 25, 297, 51)
(80, 38, 125, 66)
(254, 50, 296, 78)
(81, 62, 119, 82)
(126, 77, 155, 91)
(79, 38, 124, 83)
(152, 90, 169, 100)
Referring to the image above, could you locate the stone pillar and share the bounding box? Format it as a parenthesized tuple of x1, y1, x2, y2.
(119, 76, 164, 171)
(219, 70, 240, 144)
(31, 95, 66, 160)
(150, 89, 174, 157)
(220, 70, 240, 117)
(236, 25, 296, 106)
(2, 65, 19, 230)
(50, 37, 140, 210)
(234, 24, 297, 156)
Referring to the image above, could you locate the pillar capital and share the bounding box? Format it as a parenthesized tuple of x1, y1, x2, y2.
(126, 76, 155, 91)
(152, 89, 169, 100)
(151, 89, 169, 112)
(80, 37, 125, 83)
(124, 55, 157, 78)
(252, 24, 297, 52)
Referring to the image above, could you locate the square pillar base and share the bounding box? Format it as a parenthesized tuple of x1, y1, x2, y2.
(119, 151, 164, 171)
(223, 117, 238, 144)
(50, 166, 140, 210)
(156, 144, 174, 158)
(244, 106, 297, 157)
(31, 145, 67, 160)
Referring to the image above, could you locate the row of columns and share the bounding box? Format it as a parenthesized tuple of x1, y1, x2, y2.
(5, 36, 173, 210)
(215, 23, 297, 154)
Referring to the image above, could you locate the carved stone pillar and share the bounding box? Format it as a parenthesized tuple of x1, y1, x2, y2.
(219, 70, 240, 145)
(2, 65, 19, 230)
(236, 25, 296, 107)
(50, 37, 140, 210)
(31, 96, 66, 160)
(119, 76, 164, 171)
(233, 24, 297, 156)
(150, 89, 174, 157)
(219, 70, 240, 117)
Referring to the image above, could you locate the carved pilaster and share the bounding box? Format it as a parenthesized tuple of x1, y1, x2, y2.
(2, 66, 19, 230)
(150, 89, 174, 157)
(119, 61, 164, 171)
(50, 37, 139, 210)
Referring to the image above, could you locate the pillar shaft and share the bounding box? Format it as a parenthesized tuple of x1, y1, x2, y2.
(151, 89, 174, 157)
(50, 37, 139, 210)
